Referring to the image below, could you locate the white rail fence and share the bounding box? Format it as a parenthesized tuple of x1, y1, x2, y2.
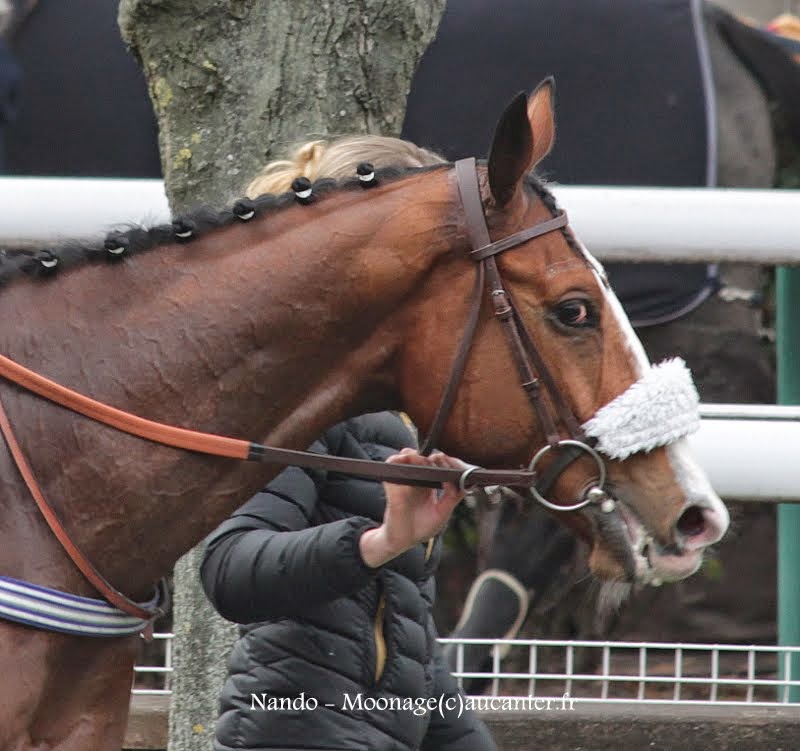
(2, 178, 799, 264)
(133, 634, 800, 707)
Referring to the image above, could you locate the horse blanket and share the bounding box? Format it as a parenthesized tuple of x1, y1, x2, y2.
(402, 0, 720, 328)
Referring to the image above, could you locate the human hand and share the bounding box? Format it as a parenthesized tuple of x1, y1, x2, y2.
(359, 448, 468, 568)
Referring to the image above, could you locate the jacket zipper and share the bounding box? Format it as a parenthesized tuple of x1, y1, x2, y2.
(373, 592, 387, 683)
(373, 540, 433, 684)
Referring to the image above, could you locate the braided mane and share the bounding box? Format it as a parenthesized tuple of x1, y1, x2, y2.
(0, 165, 570, 287)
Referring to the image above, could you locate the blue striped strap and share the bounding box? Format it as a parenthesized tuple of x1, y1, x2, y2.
(0, 575, 166, 637)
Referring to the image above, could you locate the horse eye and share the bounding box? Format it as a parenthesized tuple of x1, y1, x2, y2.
(553, 299, 597, 328)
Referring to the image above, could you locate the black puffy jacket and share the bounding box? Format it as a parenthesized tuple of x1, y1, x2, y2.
(201, 412, 496, 751)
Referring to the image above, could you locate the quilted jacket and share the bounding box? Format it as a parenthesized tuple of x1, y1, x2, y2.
(201, 411, 496, 751)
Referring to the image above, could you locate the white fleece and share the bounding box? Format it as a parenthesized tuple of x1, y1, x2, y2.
(581, 358, 701, 460)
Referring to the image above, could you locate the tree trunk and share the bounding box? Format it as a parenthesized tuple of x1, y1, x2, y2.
(118, 0, 444, 213)
(117, 2, 444, 749)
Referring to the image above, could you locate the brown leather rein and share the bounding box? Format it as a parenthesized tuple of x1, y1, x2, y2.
(0, 158, 606, 623)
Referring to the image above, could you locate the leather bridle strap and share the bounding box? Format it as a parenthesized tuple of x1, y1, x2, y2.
(470, 212, 571, 261)
(419, 263, 485, 455)
(510, 303, 587, 441)
(421, 158, 580, 453)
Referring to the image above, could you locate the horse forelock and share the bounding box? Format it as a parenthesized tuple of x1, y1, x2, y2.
(0, 163, 451, 289)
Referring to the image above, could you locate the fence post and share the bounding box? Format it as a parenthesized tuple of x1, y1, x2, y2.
(776, 266, 800, 702)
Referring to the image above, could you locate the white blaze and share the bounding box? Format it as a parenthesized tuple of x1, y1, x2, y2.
(577, 236, 728, 540)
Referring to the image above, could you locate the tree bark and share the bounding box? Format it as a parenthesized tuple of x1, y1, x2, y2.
(117, 2, 444, 749)
(119, 0, 444, 213)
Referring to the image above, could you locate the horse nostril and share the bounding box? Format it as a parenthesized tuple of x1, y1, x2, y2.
(676, 505, 707, 539)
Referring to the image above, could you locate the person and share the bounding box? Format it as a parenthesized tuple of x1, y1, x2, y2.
(200, 136, 497, 751)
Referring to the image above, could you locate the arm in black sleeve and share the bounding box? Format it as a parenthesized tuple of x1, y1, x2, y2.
(200, 462, 379, 624)
(421, 622, 498, 751)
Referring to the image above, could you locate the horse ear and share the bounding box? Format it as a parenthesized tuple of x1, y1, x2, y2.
(488, 78, 556, 207)
(527, 77, 556, 166)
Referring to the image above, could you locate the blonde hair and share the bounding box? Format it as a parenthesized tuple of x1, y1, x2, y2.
(245, 135, 445, 198)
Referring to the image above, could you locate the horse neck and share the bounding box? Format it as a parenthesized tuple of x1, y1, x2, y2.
(0, 168, 458, 595)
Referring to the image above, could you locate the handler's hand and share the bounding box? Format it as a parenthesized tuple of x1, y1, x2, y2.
(359, 448, 468, 568)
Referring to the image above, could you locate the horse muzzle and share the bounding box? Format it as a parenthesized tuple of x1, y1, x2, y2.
(615, 497, 729, 586)
(528, 358, 730, 585)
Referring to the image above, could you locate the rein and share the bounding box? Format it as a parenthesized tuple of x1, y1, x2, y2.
(0, 352, 540, 489)
(0, 158, 609, 627)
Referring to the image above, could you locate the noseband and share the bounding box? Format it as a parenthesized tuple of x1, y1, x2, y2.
(420, 158, 608, 512)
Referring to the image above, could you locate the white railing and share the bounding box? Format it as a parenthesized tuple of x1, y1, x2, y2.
(442, 638, 800, 707)
(133, 633, 800, 707)
(133, 631, 173, 696)
(692, 405, 800, 502)
(1, 178, 799, 264)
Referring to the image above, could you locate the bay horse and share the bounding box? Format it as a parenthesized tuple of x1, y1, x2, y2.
(0, 82, 727, 749)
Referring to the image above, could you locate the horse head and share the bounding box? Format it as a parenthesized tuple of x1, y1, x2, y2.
(398, 79, 729, 585)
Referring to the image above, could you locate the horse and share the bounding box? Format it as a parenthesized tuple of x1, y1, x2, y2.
(399, 0, 800, 689)
(0, 82, 728, 749)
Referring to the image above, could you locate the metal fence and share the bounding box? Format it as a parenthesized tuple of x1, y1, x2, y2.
(134, 631, 174, 696)
(132, 633, 800, 708)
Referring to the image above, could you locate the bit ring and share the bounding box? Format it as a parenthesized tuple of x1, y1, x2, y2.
(528, 439, 607, 512)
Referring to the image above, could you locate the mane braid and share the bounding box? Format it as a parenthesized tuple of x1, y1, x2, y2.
(0, 163, 451, 289)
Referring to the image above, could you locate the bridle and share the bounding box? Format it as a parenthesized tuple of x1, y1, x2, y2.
(421, 158, 608, 512)
(0, 157, 611, 626)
